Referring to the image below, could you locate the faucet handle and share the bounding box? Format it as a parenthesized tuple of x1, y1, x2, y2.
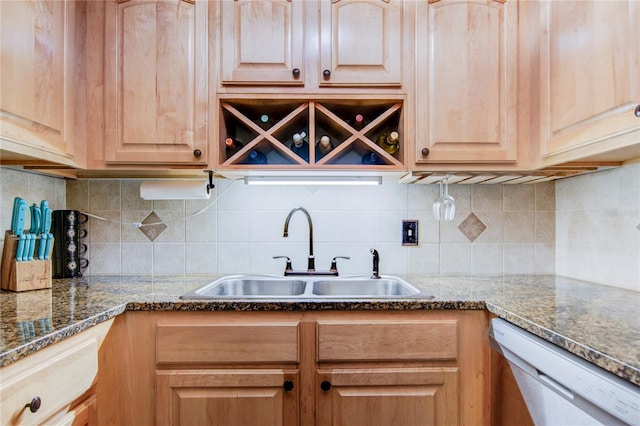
(273, 256, 293, 275)
(329, 256, 350, 275)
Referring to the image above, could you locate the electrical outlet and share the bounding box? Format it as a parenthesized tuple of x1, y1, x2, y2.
(402, 220, 418, 246)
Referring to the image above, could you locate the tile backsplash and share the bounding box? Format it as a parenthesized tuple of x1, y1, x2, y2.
(63, 177, 556, 276)
(0, 168, 66, 246)
(3, 164, 638, 292)
(556, 163, 640, 292)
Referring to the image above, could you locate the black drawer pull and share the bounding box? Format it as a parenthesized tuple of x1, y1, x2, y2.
(25, 396, 41, 413)
(320, 380, 332, 391)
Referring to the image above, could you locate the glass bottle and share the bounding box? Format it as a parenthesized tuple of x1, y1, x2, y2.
(247, 149, 268, 164)
(315, 135, 334, 160)
(361, 151, 384, 165)
(376, 131, 399, 154)
(224, 137, 244, 158)
(257, 114, 274, 130)
(291, 131, 309, 162)
(352, 114, 365, 130)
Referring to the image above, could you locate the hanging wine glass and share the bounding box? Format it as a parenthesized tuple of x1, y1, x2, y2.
(432, 175, 456, 221)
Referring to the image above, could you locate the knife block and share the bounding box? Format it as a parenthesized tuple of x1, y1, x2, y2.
(1, 230, 53, 292)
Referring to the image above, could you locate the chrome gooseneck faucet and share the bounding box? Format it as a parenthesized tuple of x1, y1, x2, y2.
(283, 207, 315, 271)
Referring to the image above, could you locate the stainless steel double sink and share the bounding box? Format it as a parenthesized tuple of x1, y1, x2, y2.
(180, 275, 432, 300)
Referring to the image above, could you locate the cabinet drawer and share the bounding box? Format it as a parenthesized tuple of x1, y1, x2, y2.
(0, 338, 98, 426)
(317, 320, 458, 362)
(156, 322, 300, 364)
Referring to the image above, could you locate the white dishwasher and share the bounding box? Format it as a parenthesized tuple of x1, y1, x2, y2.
(489, 318, 640, 426)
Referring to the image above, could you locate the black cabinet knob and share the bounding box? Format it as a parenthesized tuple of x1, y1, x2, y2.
(421, 148, 430, 157)
(193, 149, 202, 158)
(292, 68, 301, 77)
(322, 69, 331, 78)
(320, 380, 332, 391)
(634, 104, 640, 118)
(25, 396, 41, 413)
(283, 381, 294, 391)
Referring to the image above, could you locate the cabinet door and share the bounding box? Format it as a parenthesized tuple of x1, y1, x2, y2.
(156, 369, 299, 426)
(415, 0, 518, 163)
(319, 0, 403, 87)
(104, 0, 208, 165)
(539, 0, 640, 165)
(317, 368, 459, 426)
(0, 0, 75, 164)
(220, 0, 304, 86)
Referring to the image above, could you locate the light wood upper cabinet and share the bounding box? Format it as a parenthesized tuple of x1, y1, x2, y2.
(539, 0, 640, 165)
(319, 0, 403, 87)
(415, 0, 519, 164)
(0, 0, 76, 166)
(218, 0, 406, 89)
(220, 0, 305, 86)
(103, 0, 208, 165)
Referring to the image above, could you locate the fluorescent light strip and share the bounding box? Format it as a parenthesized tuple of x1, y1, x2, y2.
(244, 176, 382, 186)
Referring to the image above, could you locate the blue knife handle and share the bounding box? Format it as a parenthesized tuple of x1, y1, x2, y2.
(16, 234, 26, 261)
(26, 234, 35, 261)
(37, 234, 47, 259)
(43, 233, 53, 260)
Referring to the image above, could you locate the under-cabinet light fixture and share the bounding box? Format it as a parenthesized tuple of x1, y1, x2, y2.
(244, 176, 382, 186)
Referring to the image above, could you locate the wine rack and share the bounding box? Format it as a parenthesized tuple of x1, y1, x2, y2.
(217, 99, 405, 169)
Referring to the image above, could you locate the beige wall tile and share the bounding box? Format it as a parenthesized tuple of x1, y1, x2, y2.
(89, 211, 121, 243)
(66, 179, 89, 211)
(535, 182, 555, 211)
(408, 244, 440, 274)
(503, 243, 535, 274)
(472, 185, 503, 211)
(89, 243, 121, 274)
(121, 243, 152, 274)
(153, 243, 185, 274)
(472, 244, 503, 274)
(440, 243, 471, 274)
(504, 185, 535, 211)
(504, 211, 535, 243)
(185, 243, 217, 274)
(89, 180, 120, 211)
(122, 180, 152, 210)
(535, 211, 555, 244)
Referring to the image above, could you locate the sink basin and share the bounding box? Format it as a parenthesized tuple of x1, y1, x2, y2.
(180, 275, 306, 299)
(312, 277, 422, 297)
(180, 275, 431, 300)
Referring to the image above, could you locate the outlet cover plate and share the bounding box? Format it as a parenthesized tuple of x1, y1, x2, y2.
(402, 220, 419, 246)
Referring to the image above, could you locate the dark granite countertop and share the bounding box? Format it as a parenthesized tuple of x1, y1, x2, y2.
(0, 274, 638, 387)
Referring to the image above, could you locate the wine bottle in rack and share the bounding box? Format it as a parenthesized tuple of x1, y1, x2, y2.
(225, 137, 244, 158)
(376, 131, 400, 155)
(247, 149, 268, 164)
(361, 151, 385, 165)
(291, 131, 309, 162)
(352, 113, 365, 130)
(315, 135, 334, 160)
(257, 114, 274, 130)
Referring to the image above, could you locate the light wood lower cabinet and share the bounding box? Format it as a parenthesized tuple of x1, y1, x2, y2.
(316, 367, 458, 426)
(0, 320, 111, 426)
(99, 310, 490, 426)
(156, 369, 299, 426)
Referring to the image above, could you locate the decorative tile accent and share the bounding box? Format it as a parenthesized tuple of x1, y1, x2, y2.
(138, 211, 167, 241)
(458, 213, 487, 242)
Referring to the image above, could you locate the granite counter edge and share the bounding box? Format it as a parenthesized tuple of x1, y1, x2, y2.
(485, 303, 640, 387)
